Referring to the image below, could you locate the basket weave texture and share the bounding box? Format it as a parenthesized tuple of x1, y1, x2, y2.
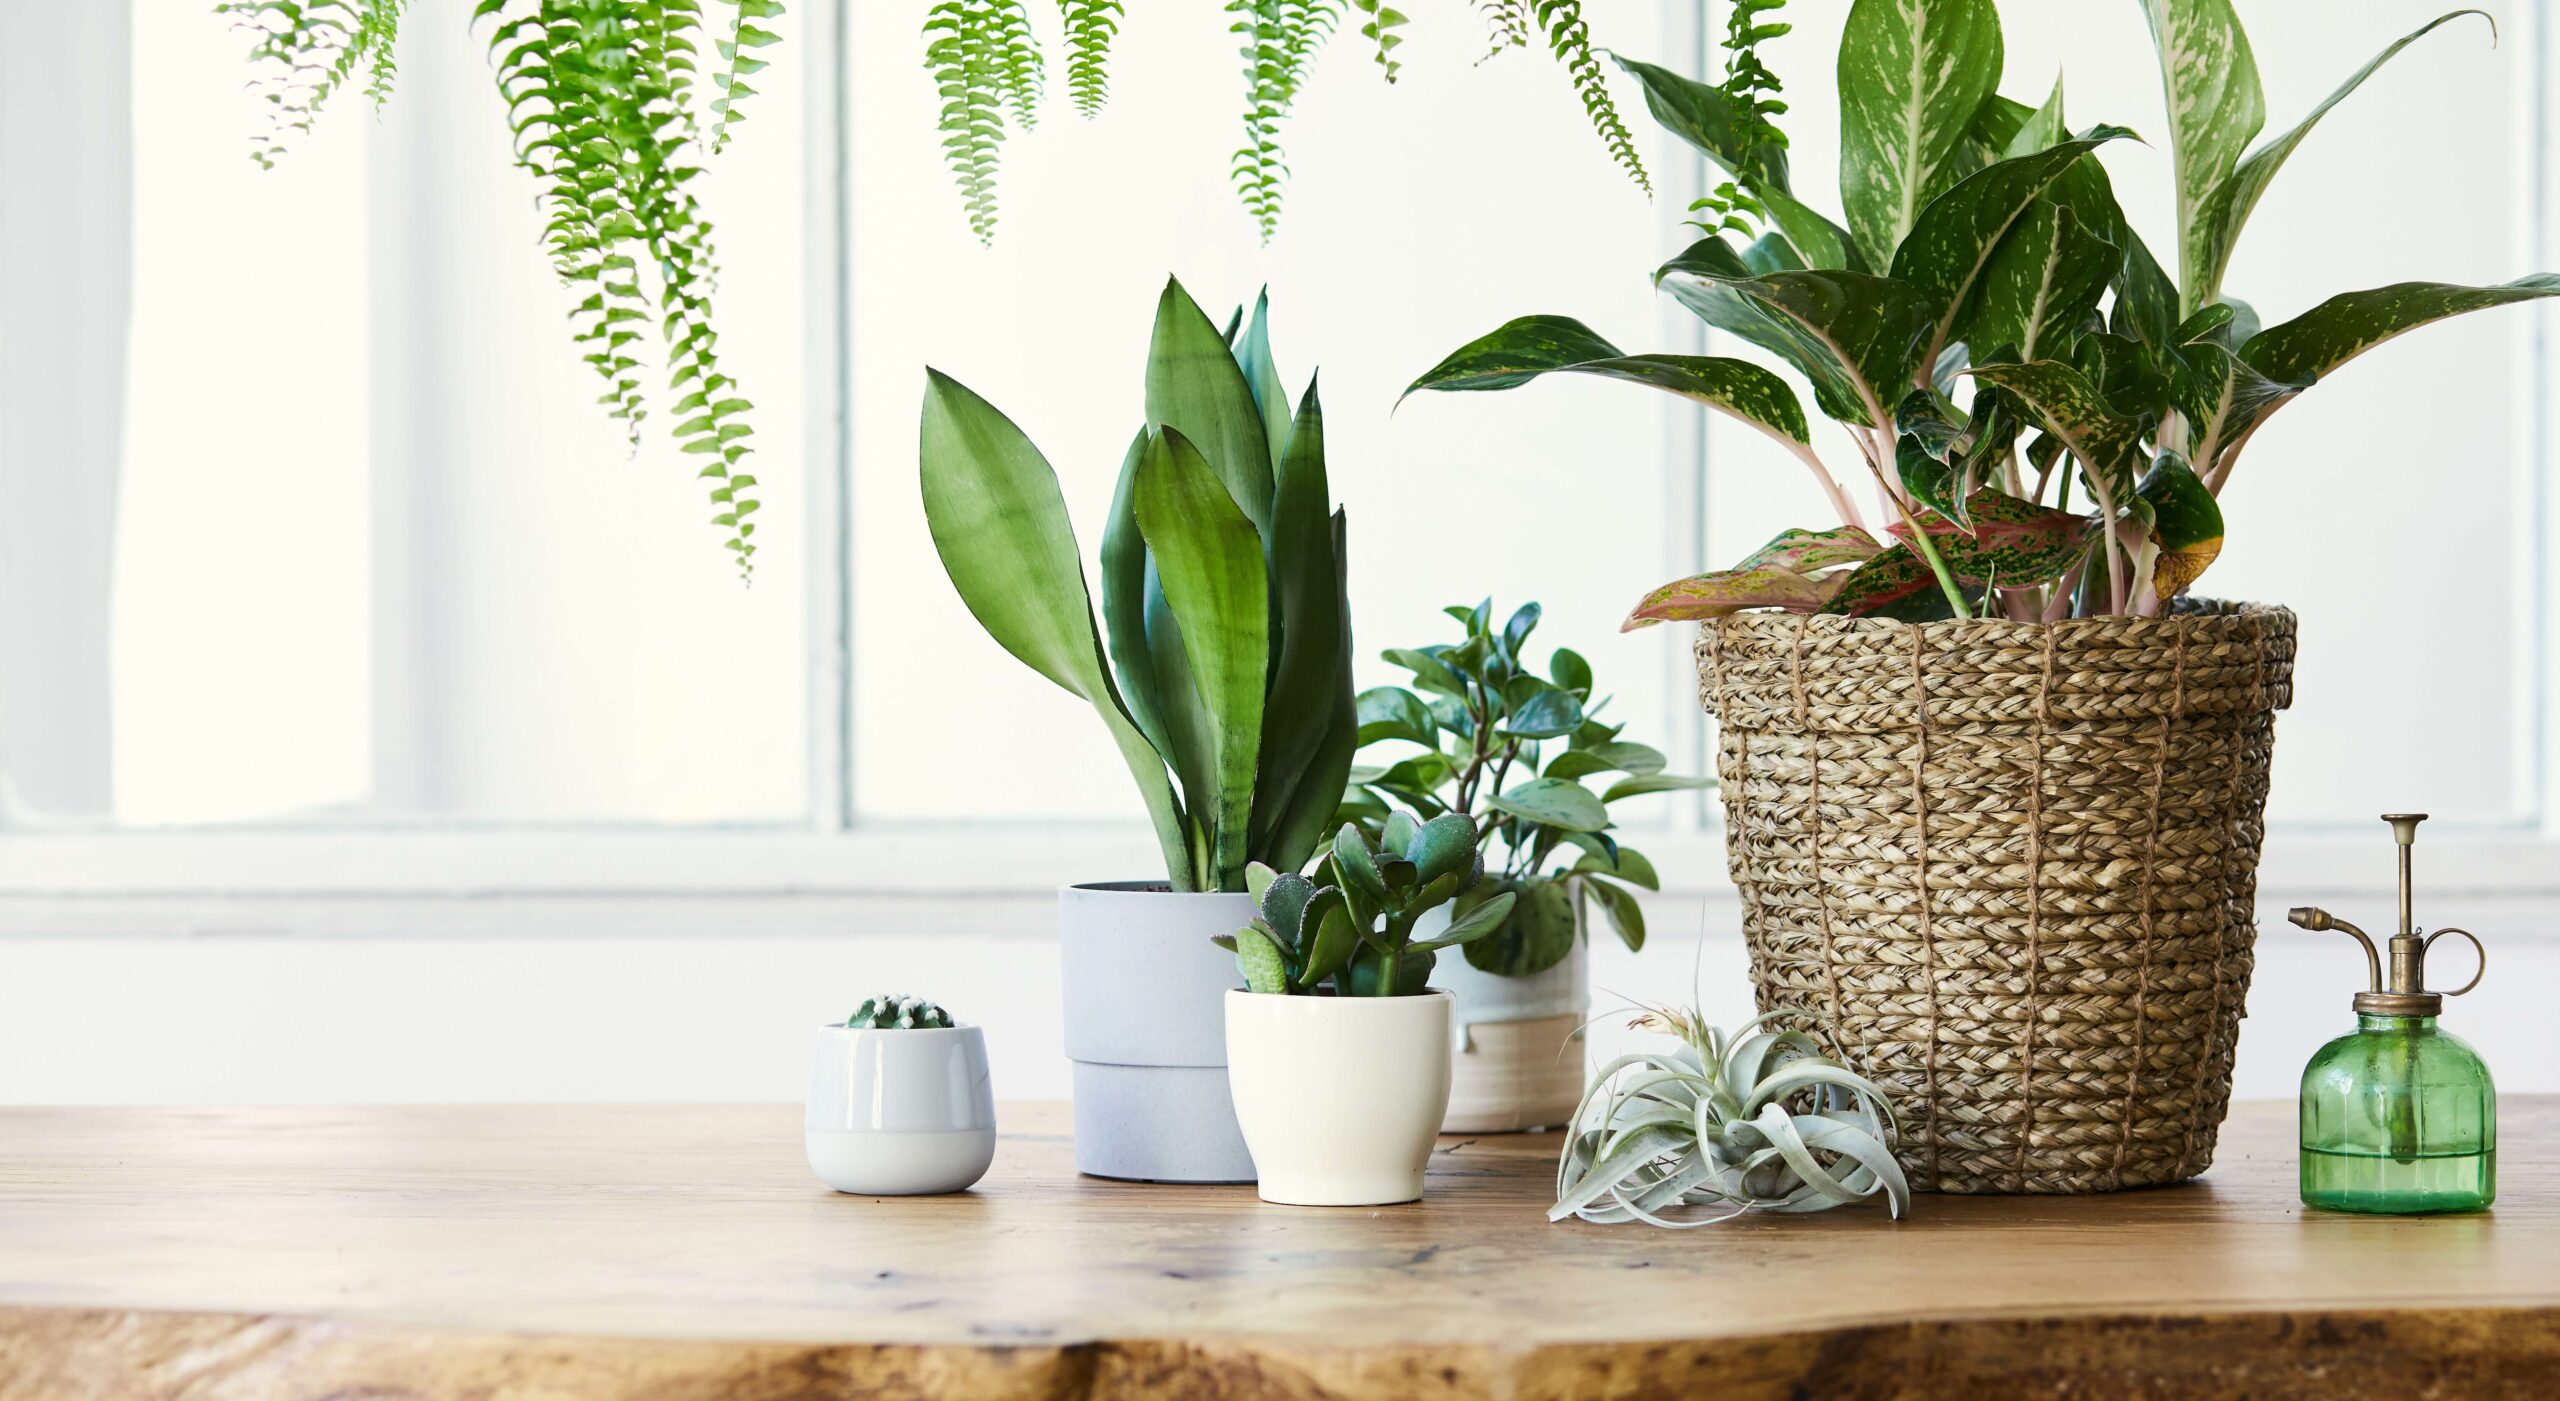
(1697, 602, 2296, 1194)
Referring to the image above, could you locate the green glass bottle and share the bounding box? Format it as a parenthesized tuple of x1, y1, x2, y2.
(2290, 814, 2494, 1215)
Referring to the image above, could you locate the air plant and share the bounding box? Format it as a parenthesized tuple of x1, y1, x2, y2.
(1552, 1004, 1909, 1227)
(1410, 0, 2559, 625)
(846, 996, 956, 1029)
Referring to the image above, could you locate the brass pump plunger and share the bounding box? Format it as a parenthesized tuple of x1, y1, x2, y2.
(2288, 814, 2487, 1017)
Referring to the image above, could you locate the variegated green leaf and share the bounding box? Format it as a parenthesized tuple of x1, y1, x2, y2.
(2140, 0, 2267, 317)
(1656, 253, 1939, 428)
(1968, 197, 2116, 363)
(1734, 524, 1884, 574)
(1894, 431, 1972, 528)
(1657, 239, 1873, 420)
(1818, 543, 1967, 621)
(2188, 10, 2492, 312)
(2138, 450, 2223, 599)
(1836, 0, 2004, 267)
(2239, 275, 2560, 386)
(1965, 358, 2145, 510)
(1891, 126, 2138, 368)
(1887, 487, 2095, 584)
(1621, 564, 1842, 631)
(1405, 315, 1809, 447)
(2166, 336, 2300, 473)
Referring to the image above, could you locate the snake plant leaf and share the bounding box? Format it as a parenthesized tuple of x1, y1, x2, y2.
(1621, 564, 1842, 630)
(2138, 450, 2224, 600)
(2139, 0, 2267, 317)
(1836, 0, 2004, 267)
(1139, 561, 1218, 847)
(1613, 53, 1864, 272)
(1887, 487, 2095, 584)
(1819, 543, 1967, 622)
(1133, 426, 1268, 889)
(2239, 275, 2560, 387)
(1416, 889, 1519, 952)
(1487, 777, 1608, 832)
(1581, 875, 1645, 953)
(1231, 922, 1290, 995)
(1968, 198, 2117, 365)
(1893, 126, 2138, 370)
(1405, 315, 1812, 450)
(1232, 289, 1294, 469)
(2188, 10, 2492, 314)
(1574, 844, 1660, 891)
(1250, 379, 1344, 848)
(1965, 359, 2145, 511)
(1356, 686, 1436, 748)
(1655, 255, 1940, 428)
(1099, 430, 1182, 767)
(1407, 812, 1478, 886)
(1145, 278, 1275, 537)
(919, 370, 1194, 886)
(1261, 510, 1360, 877)
(1462, 878, 1575, 976)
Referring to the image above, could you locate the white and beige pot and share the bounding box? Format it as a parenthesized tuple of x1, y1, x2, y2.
(1224, 989, 1452, 1206)
(1413, 905, 1590, 1133)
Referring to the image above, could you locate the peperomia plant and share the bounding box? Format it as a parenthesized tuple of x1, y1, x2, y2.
(845, 996, 956, 1029)
(1342, 601, 1706, 978)
(1218, 817, 1518, 996)
(921, 280, 1355, 892)
(220, 1, 787, 578)
(1408, 0, 2559, 625)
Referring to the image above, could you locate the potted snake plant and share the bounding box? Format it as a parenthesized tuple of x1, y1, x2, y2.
(921, 278, 1354, 1183)
(1403, 0, 2556, 1194)
(1344, 600, 1706, 1132)
(1217, 820, 1516, 1205)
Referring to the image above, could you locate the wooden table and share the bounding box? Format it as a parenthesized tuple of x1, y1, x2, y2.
(1, 1101, 2553, 1399)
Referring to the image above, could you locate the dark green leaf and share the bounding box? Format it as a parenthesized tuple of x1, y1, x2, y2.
(1582, 875, 1646, 953)
(1145, 277, 1275, 535)
(1355, 686, 1437, 748)
(1404, 315, 1811, 449)
(1487, 778, 1609, 832)
(1600, 774, 1714, 802)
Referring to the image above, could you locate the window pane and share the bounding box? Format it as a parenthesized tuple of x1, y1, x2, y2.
(105, 7, 810, 826)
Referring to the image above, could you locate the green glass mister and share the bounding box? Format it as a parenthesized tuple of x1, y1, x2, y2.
(2289, 814, 2494, 1214)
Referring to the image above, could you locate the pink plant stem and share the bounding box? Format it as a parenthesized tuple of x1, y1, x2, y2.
(2044, 557, 2088, 622)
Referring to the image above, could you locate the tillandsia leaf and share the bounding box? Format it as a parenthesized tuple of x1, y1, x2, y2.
(1621, 564, 1842, 630)
(2137, 450, 2223, 600)
(1147, 278, 1278, 536)
(1486, 777, 1608, 832)
(1654, 249, 1939, 429)
(1058, 0, 1126, 117)
(1835, 0, 2004, 267)
(2187, 10, 2492, 315)
(1355, 686, 1436, 748)
(1891, 126, 2139, 371)
(1886, 487, 2095, 584)
(2139, 0, 2267, 317)
(1615, 54, 1862, 271)
(1818, 543, 1970, 622)
(1405, 315, 1812, 449)
(919, 371, 1192, 884)
(1134, 427, 1270, 891)
(1965, 197, 2119, 366)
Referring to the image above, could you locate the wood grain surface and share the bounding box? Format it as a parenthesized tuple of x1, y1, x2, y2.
(2, 1100, 2554, 1398)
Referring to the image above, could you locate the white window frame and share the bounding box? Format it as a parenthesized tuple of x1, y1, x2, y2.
(2, 1, 2558, 929)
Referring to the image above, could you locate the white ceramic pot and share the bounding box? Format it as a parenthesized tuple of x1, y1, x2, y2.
(1224, 989, 1452, 1206)
(804, 1023, 997, 1195)
(1415, 907, 1592, 1133)
(1059, 883, 1259, 1183)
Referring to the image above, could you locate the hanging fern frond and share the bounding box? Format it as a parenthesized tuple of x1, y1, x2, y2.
(1686, 0, 1791, 239)
(710, 0, 788, 151)
(1228, 0, 1340, 243)
(218, 0, 412, 167)
(476, 0, 761, 576)
(1057, 0, 1123, 117)
(926, 0, 1043, 244)
(1528, 2, 1648, 197)
(1351, 1, 1408, 84)
(1469, 0, 1528, 65)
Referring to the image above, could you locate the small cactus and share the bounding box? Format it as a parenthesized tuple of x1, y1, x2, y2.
(845, 995, 955, 1030)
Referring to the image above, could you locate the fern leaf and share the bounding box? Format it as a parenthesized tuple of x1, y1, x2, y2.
(218, 0, 410, 167)
(711, 0, 788, 151)
(1227, 0, 1339, 243)
(926, 0, 1043, 243)
(1469, 0, 1528, 65)
(1350, 1, 1406, 84)
(1057, 0, 1123, 117)
(1528, 1, 1648, 197)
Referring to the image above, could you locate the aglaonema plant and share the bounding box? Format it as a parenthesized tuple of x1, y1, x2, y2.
(921, 279, 1356, 892)
(1406, 0, 2558, 625)
(1342, 600, 1707, 978)
(1218, 815, 1519, 995)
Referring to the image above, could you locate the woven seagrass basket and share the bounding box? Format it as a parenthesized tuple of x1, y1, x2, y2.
(1697, 601, 2296, 1194)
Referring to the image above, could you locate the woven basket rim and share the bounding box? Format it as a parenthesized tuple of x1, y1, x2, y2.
(1705, 599, 2292, 640)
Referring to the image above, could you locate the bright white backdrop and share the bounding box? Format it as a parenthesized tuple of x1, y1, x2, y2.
(4, 1, 2559, 1108)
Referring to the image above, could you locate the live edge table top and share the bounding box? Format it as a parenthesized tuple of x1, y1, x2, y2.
(1, 1101, 2555, 1400)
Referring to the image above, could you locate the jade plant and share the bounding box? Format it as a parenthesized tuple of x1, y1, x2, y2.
(1408, 0, 2558, 625)
(845, 996, 956, 1030)
(1552, 1005, 1908, 1226)
(1218, 816, 1518, 995)
(1343, 600, 1706, 978)
(921, 280, 1355, 892)
(219, 0, 786, 577)
(921, 1, 1647, 243)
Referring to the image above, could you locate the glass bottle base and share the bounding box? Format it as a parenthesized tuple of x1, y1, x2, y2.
(2300, 1145, 2496, 1214)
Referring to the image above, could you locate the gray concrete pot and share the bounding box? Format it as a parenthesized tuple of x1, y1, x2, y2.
(1058, 882, 1258, 1183)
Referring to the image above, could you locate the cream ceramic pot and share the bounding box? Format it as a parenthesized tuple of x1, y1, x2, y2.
(1224, 989, 1452, 1206)
(804, 1023, 997, 1195)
